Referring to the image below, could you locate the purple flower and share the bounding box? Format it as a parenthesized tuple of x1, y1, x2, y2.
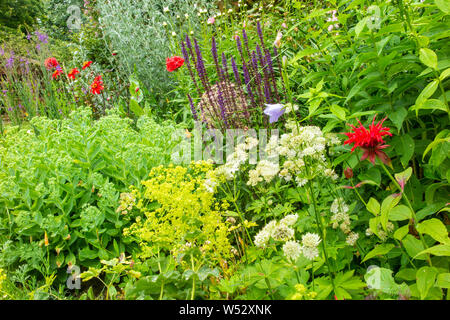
(0, 46, 4, 56)
(263, 104, 285, 123)
(7, 107, 13, 112)
(187, 94, 198, 121)
(217, 88, 229, 128)
(26, 33, 32, 40)
(36, 43, 41, 51)
(35, 31, 48, 43)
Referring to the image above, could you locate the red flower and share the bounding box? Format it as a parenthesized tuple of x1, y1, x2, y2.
(82, 61, 93, 70)
(90, 75, 104, 94)
(166, 56, 184, 72)
(344, 167, 353, 179)
(343, 115, 392, 166)
(68, 68, 80, 79)
(52, 68, 63, 79)
(45, 57, 59, 70)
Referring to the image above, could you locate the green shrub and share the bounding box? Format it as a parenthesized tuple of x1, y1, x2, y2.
(0, 107, 182, 286)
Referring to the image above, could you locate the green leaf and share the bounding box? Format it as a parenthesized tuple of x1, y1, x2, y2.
(393, 225, 409, 241)
(415, 244, 450, 257)
(403, 235, 427, 260)
(130, 97, 144, 117)
(355, 17, 368, 37)
(362, 243, 395, 262)
(398, 135, 415, 167)
(440, 68, 450, 81)
(419, 48, 438, 70)
(416, 266, 437, 300)
(366, 197, 381, 216)
(330, 104, 346, 121)
(389, 107, 408, 131)
(436, 273, 450, 288)
(365, 267, 408, 296)
(435, 0, 450, 14)
(389, 205, 412, 221)
(415, 80, 439, 109)
(380, 194, 401, 231)
(416, 218, 450, 244)
(395, 268, 417, 281)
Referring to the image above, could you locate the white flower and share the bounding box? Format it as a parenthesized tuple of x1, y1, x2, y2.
(283, 240, 302, 262)
(273, 31, 283, 48)
(185, 14, 189, 19)
(280, 214, 298, 226)
(330, 198, 349, 214)
(301, 232, 321, 248)
(204, 178, 217, 193)
(162, 21, 167, 27)
(272, 223, 295, 241)
(163, 6, 169, 12)
(302, 246, 319, 260)
(254, 229, 270, 248)
(346, 232, 359, 246)
(171, 31, 177, 36)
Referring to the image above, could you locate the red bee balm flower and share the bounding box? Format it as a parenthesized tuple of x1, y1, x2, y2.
(343, 116, 393, 166)
(45, 57, 59, 70)
(82, 61, 93, 70)
(68, 68, 80, 79)
(166, 56, 184, 72)
(90, 75, 104, 94)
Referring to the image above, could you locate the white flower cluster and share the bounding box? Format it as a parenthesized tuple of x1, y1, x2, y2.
(282, 240, 302, 262)
(330, 197, 353, 237)
(254, 214, 298, 249)
(274, 123, 335, 186)
(247, 160, 279, 186)
(215, 137, 255, 180)
(301, 232, 321, 260)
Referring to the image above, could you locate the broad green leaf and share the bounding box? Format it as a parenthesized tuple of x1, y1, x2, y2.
(395, 268, 417, 281)
(436, 273, 450, 288)
(365, 267, 409, 296)
(415, 244, 450, 258)
(416, 266, 437, 300)
(403, 235, 427, 260)
(380, 194, 402, 231)
(389, 205, 412, 221)
(414, 80, 439, 110)
(366, 197, 380, 216)
(362, 243, 395, 262)
(416, 218, 450, 244)
(419, 48, 438, 70)
(394, 167, 412, 190)
(440, 68, 450, 81)
(435, 0, 450, 14)
(393, 225, 409, 241)
(330, 104, 346, 121)
(398, 135, 415, 167)
(355, 17, 368, 37)
(389, 107, 407, 131)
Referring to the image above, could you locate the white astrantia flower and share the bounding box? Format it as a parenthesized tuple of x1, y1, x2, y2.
(346, 232, 359, 246)
(245, 137, 258, 150)
(254, 229, 271, 248)
(163, 6, 169, 12)
(301, 246, 319, 260)
(301, 232, 321, 248)
(272, 223, 295, 241)
(204, 178, 217, 193)
(280, 214, 298, 226)
(283, 240, 302, 262)
(330, 197, 349, 214)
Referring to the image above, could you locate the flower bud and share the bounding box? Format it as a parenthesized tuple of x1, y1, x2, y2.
(344, 167, 353, 179)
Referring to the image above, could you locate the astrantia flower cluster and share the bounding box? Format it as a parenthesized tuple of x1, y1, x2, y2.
(254, 214, 298, 249)
(301, 232, 321, 260)
(275, 122, 338, 186)
(330, 198, 359, 246)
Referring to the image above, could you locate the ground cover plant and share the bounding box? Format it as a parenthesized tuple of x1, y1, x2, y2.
(0, 0, 449, 301)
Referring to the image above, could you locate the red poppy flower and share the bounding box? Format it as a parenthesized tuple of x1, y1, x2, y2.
(90, 75, 104, 94)
(82, 61, 93, 70)
(68, 68, 80, 80)
(343, 115, 392, 166)
(52, 68, 63, 79)
(166, 56, 184, 72)
(45, 57, 59, 70)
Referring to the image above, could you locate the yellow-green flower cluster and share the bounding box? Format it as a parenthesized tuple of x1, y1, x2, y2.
(289, 284, 317, 300)
(124, 161, 232, 266)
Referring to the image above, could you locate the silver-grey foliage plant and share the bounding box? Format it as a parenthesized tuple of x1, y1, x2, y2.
(96, 0, 216, 93)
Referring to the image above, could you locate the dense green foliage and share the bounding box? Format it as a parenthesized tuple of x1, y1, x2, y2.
(0, 0, 449, 301)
